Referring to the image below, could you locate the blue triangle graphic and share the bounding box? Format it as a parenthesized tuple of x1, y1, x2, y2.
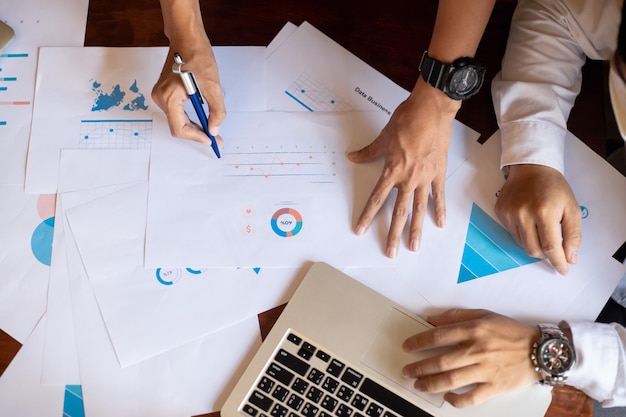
(63, 385, 85, 417)
(253, 267, 261, 275)
(458, 203, 540, 283)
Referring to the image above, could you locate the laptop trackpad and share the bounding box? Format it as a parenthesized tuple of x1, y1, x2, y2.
(361, 308, 446, 408)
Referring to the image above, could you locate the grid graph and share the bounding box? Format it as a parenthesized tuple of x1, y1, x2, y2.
(79, 119, 152, 149)
(285, 72, 352, 112)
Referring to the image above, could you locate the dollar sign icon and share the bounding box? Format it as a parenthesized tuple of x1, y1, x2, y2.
(245, 224, 253, 235)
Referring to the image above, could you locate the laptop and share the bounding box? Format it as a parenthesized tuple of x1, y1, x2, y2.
(221, 262, 552, 417)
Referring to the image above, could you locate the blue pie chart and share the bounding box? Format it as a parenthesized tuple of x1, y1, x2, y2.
(31, 217, 55, 266)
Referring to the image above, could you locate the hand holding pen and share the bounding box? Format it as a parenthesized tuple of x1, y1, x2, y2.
(172, 52, 221, 158)
(151, 44, 226, 151)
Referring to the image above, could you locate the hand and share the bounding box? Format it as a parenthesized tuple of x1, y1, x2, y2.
(348, 79, 461, 258)
(402, 309, 540, 408)
(152, 32, 226, 145)
(495, 164, 582, 275)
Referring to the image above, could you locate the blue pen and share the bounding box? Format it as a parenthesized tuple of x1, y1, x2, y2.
(172, 52, 221, 158)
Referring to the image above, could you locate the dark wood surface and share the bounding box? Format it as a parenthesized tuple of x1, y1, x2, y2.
(2, 0, 607, 415)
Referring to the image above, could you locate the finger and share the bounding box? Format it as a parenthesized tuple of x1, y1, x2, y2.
(516, 220, 543, 259)
(403, 320, 479, 352)
(536, 217, 569, 275)
(412, 364, 481, 394)
(204, 87, 227, 136)
(431, 174, 446, 228)
(426, 308, 492, 326)
(386, 189, 414, 258)
(403, 347, 482, 380)
(347, 135, 386, 164)
(443, 383, 500, 408)
(407, 186, 430, 252)
(354, 175, 395, 237)
(561, 205, 582, 265)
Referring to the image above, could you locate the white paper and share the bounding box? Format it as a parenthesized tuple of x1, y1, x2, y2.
(65, 180, 301, 366)
(0, 186, 52, 342)
(394, 131, 626, 323)
(25, 46, 266, 194)
(40, 150, 151, 385)
(0, 0, 89, 185)
(0, 317, 65, 417)
(65, 219, 262, 417)
(265, 21, 408, 113)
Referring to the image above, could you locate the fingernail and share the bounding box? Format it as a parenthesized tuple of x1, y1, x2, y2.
(402, 368, 412, 378)
(355, 226, 365, 236)
(409, 239, 420, 251)
(437, 215, 445, 227)
(387, 246, 398, 258)
(570, 251, 578, 264)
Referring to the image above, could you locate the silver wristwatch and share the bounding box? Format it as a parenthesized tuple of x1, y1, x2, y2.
(531, 323, 576, 386)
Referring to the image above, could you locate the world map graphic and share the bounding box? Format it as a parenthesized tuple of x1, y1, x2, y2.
(91, 79, 149, 112)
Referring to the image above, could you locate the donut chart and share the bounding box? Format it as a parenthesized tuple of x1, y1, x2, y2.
(270, 208, 303, 237)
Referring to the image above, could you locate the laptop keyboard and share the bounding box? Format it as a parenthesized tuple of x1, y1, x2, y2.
(240, 330, 434, 417)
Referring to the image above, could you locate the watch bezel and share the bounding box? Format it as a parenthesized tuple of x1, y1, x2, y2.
(531, 324, 577, 386)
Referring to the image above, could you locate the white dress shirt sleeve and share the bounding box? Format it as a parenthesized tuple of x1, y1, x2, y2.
(567, 321, 626, 406)
(491, 0, 621, 173)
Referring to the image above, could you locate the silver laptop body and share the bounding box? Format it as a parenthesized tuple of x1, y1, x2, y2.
(222, 262, 552, 417)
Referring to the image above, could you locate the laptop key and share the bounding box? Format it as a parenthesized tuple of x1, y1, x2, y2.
(301, 402, 319, 417)
(307, 368, 324, 385)
(243, 404, 259, 417)
(258, 376, 275, 393)
(306, 386, 324, 403)
(275, 349, 311, 376)
(326, 358, 345, 377)
(291, 377, 309, 394)
(360, 378, 434, 417)
(341, 368, 363, 388)
(272, 385, 290, 402)
(249, 391, 273, 412)
(266, 363, 295, 386)
(351, 394, 368, 411)
(271, 403, 289, 417)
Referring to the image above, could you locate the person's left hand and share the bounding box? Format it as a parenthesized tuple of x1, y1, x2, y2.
(495, 164, 582, 275)
(402, 309, 540, 408)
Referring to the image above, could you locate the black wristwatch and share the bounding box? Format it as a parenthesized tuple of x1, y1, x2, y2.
(530, 323, 576, 386)
(418, 51, 485, 100)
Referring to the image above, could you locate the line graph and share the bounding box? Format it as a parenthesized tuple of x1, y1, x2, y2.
(223, 143, 338, 184)
(285, 72, 352, 112)
(79, 119, 152, 149)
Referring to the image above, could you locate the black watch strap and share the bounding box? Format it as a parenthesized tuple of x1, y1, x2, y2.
(419, 51, 449, 91)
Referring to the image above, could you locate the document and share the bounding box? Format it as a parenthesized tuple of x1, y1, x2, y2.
(265, 22, 408, 113)
(25, 46, 266, 194)
(393, 131, 626, 323)
(0, 0, 89, 185)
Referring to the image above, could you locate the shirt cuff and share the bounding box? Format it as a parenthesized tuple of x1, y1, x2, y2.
(566, 321, 620, 403)
(499, 121, 566, 174)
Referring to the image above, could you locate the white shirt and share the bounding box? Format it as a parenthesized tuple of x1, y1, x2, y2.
(491, 0, 626, 406)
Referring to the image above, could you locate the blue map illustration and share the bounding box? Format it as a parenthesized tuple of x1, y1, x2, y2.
(91, 80, 149, 112)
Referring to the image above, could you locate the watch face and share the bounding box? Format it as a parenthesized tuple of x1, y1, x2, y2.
(539, 339, 575, 375)
(448, 66, 483, 99)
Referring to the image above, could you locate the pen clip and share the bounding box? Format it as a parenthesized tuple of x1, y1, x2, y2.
(172, 53, 204, 104)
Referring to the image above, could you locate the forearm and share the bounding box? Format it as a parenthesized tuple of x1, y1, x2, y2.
(428, 0, 495, 62)
(159, 0, 207, 43)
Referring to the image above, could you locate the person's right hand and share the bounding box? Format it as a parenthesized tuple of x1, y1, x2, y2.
(152, 32, 226, 145)
(348, 79, 461, 258)
(495, 164, 582, 275)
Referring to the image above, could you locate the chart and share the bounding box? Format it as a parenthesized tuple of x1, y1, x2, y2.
(79, 119, 152, 149)
(222, 143, 338, 184)
(285, 72, 352, 112)
(0, 52, 31, 126)
(458, 203, 540, 283)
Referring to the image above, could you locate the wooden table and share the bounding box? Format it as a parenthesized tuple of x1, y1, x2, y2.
(2, 0, 603, 416)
